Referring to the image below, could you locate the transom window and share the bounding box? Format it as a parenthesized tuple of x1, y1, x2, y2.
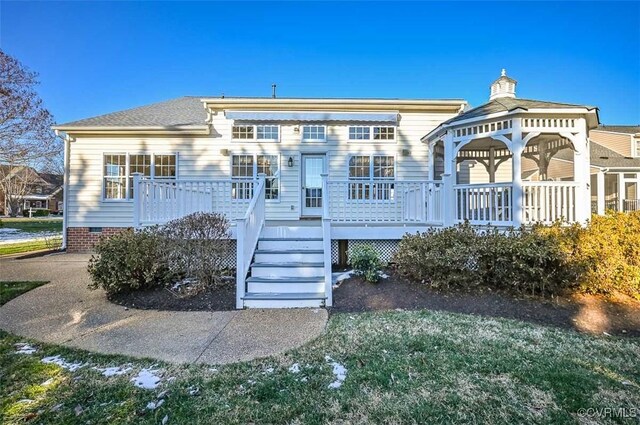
(348, 155, 395, 200)
(349, 126, 395, 141)
(302, 125, 326, 141)
(103, 153, 177, 200)
(348, 126, 370, 140)
(231, 154, 279, 200)
(232, 125, 254, 140)
(232, 125, 279, 141)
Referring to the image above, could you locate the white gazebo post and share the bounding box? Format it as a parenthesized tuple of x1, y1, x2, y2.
(572, 119, 592, 223)
(441, 130, 456, 226)
(511, 119, 524, 227)
(596, 170, 605, 215)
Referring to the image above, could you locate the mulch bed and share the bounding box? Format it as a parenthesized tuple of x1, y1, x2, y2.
(332, 269, 640, 337)
(109, 283, 236, 311)
(108, 269, 639, 337)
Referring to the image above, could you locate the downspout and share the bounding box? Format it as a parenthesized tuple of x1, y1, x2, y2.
(55, 130, 72, 250)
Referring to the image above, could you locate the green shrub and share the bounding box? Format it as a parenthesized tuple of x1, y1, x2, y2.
(24, 209, 49, 217)
(348, 244, 383, 283)
(394, 223, 578, 296)
(158, 212, 232, 290)
(87, 228, 174, 295)
(395, 213, 640, 299)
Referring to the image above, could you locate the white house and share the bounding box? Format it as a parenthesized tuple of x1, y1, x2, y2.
(54, 71, 601, 308)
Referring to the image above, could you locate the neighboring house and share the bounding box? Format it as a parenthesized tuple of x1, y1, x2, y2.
(54, 70, 600, 308)
(588, 126, 640, 212)
(0, 165, 64, 216)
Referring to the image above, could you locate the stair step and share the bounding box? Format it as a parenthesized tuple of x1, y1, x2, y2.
(258, 238, 323, 250)
(251, 262, 324, 268)
(261, 226, 322, 238)
(246, 276, 325, 293)
(254, 249, 324, 263)
(243, 292, 327, 300)
(250, 262, 324, 278)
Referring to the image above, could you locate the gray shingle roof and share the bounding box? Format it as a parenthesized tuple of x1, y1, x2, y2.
(57, 96, 208, 128)
(555, 141, 640, 168)
(444, 98, 597, 125)
(595, 125, 640, 135)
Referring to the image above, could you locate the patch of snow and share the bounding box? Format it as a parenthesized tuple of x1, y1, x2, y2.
(161, 414, 169, 425)
(187, 386, 199, 396)
(131, 368, 162, 390)
(41, 378, 55, 386)
(94, 365, 132, 377)
(288, 363, 301, 374)
(0, 229, 62, 244)
(263, 367, 274, 375)
(41, 355, 84, 372)
(332, 270, 354, 285)
(15, 343, 37, 355)
(17, 399, 34, 404)
(325, 356, 347, 389)
(378, 271, 390, 279)
(171, 277, 197, 290)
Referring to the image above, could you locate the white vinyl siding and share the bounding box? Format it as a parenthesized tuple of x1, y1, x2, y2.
(67, 108, 458, 227)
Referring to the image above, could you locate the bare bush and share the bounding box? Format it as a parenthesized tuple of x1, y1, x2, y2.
(159, 212, 232, 291)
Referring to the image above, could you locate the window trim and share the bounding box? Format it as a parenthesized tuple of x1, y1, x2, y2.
(231, 124, 281, 143)
(301, 124, 327, 143)
(229, 153, 281, 203)
(347, 153, 397, 202)
(102, 151, 178, 202)
(348, 125, 396, 142)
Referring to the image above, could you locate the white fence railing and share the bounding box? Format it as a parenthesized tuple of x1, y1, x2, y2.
(454, 183, 513, 225)
(235, 175, 266, 308)
(522, 181, 578, 224)
(133, 175, 256, 226)
(326, 180, 443, 224)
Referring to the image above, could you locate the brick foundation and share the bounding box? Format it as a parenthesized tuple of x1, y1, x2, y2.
(66, 227, 129, 253)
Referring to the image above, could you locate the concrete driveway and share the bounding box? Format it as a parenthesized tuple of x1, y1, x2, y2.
(0, 253, 327, 364)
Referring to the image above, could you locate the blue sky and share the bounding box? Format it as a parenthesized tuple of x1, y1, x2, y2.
(2, 1, 639, 124)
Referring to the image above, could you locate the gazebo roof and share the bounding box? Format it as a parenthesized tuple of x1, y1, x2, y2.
(443, 98, 598, 126)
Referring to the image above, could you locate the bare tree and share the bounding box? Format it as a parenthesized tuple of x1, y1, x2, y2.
(0, 49, 61, 215)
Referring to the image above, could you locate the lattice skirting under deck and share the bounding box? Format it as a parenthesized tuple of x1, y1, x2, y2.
(331, 239, 400, 265)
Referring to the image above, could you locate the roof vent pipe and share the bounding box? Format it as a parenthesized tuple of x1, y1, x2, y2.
(272, 84, 277, 99)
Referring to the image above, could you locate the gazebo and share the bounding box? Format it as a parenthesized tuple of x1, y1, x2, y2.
(423, 70, 600, 227)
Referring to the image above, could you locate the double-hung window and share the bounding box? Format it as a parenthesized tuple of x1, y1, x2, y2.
(348, 126, 395, 141)
(232, 124, 279, 141)
(348, 155, 395, 200)
(231, 154, 280, 200)
(302, 125, 326, 142)
(103, 153, 176, 200)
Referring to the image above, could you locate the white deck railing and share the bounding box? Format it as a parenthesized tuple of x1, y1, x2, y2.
(522, 181, 578, 224)
(326, 180, 443, 224)
(133, 176, 256, 227)
(235, 175, 266, 309)
(454, 183, 513, 225)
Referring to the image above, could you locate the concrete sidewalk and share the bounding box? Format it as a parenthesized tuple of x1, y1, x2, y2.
(0, 254, 327, 364)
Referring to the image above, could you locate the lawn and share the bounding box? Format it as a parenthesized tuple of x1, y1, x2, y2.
(0, 237, 62, 256)
(0, 281, 48, 305)
(0, 218, 63, 233)
(1, 305, 638, 424)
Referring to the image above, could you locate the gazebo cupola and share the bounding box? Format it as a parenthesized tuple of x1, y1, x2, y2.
(490, 69, 517, 100)
(423, 70, 600, 227)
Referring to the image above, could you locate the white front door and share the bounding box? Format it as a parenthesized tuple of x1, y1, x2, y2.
(301, 154, 326, 217)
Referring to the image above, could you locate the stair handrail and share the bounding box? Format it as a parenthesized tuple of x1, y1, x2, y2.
(236, 173, 266, 309)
